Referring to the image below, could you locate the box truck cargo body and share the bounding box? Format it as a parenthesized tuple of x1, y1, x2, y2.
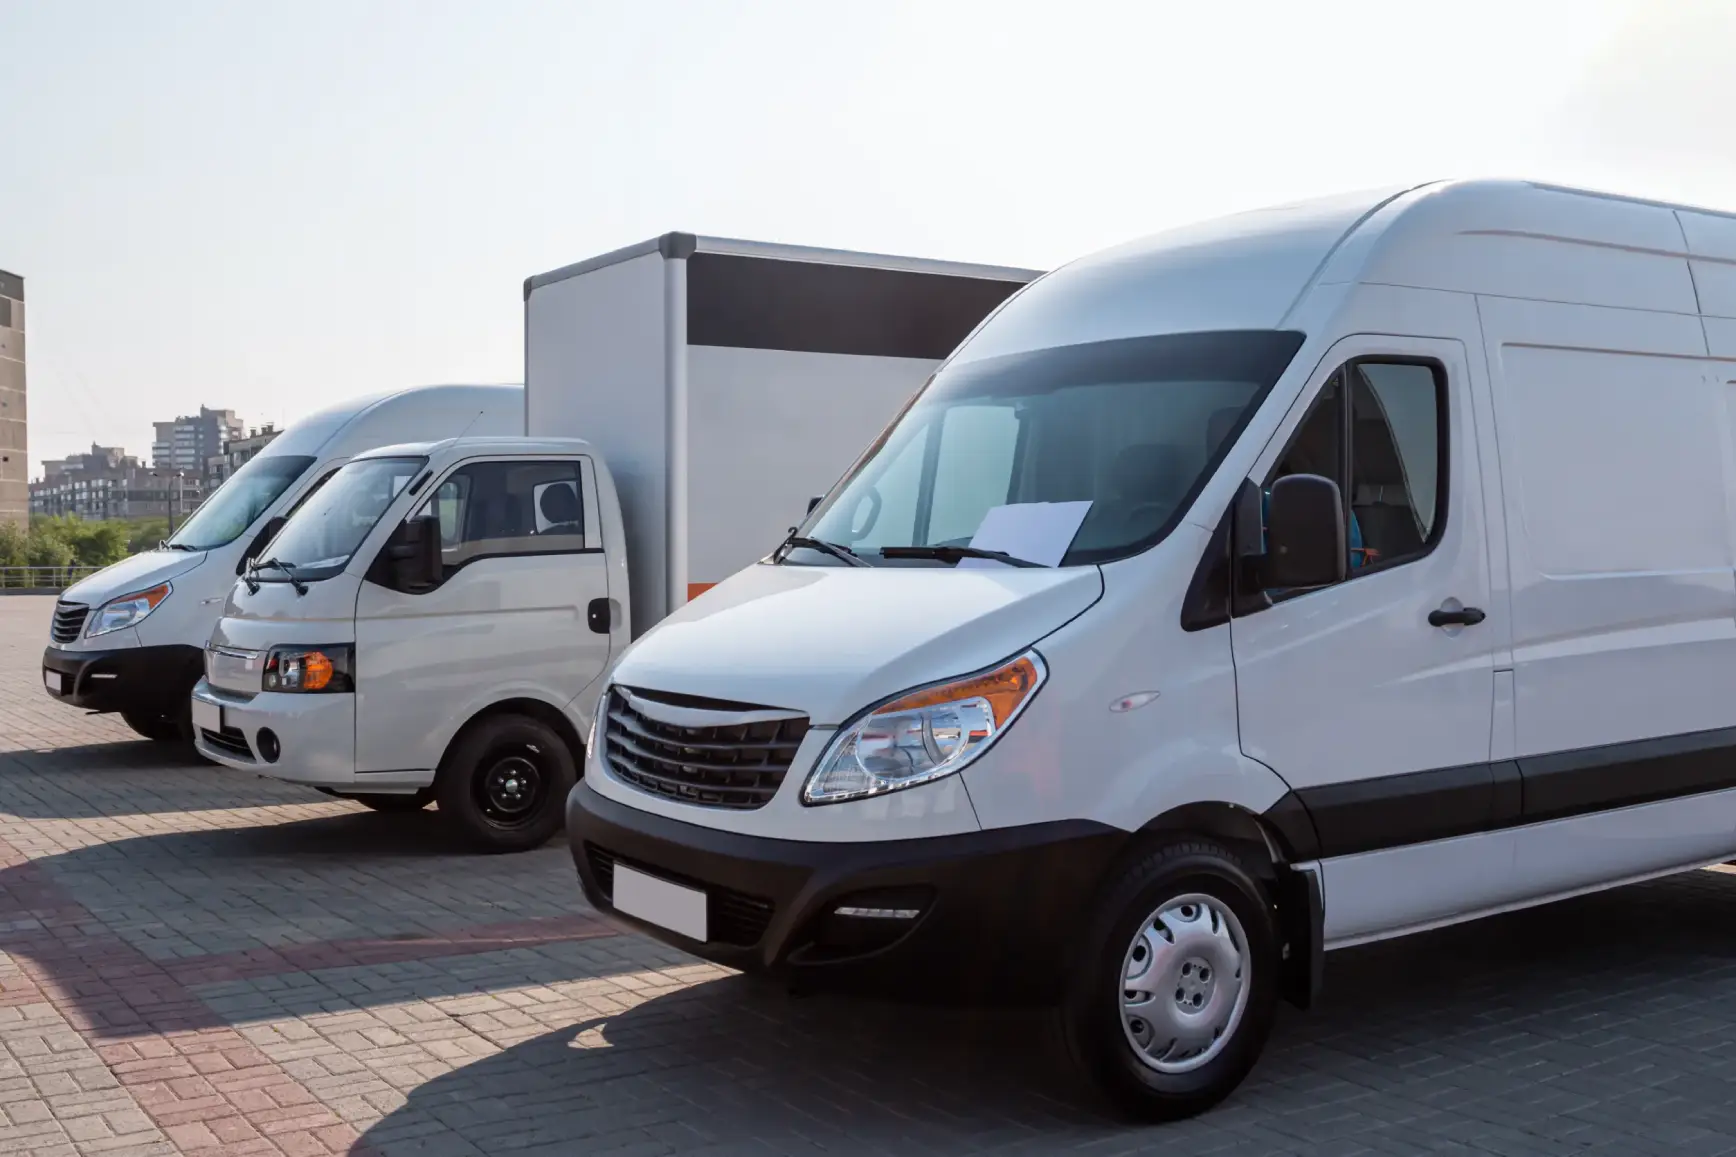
(193, 235, 1038, 851)
(525, 233, 1040, 635)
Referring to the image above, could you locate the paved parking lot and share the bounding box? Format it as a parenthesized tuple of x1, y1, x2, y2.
(8, 595, 1736, 1154)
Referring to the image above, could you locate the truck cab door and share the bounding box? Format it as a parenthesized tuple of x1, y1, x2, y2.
(353, 455, 611, 775)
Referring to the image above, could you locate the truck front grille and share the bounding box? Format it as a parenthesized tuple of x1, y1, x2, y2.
(50, 602, 88, 643)
(603, 687, 808, 810)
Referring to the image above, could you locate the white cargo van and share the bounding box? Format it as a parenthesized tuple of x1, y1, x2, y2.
(189, 235, 1038, 850)
(565, 179, 1736, 1120)
(43, 384, 522, 744)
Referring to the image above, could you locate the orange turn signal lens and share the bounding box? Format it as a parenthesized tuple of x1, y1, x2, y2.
(301, 650, 335, 692)
(877, 654, 1043, 727)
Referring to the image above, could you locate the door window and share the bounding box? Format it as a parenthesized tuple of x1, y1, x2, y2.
(416, 459, 587, 572)
(1261, 359, 1445, 591)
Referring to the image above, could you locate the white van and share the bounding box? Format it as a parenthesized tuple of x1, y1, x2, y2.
(565, 178, 1736, 1120)
(42, 384, 522, 744)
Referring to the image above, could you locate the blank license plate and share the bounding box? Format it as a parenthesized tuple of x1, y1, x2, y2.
(42, 670, 63, 695)
(612, 863, 707, 941)
(190, 698, 223, 734)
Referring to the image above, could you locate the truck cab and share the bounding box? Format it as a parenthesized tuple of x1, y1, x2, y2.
(192, 436, 628, 851)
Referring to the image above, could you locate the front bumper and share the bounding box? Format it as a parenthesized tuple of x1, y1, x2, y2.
(568, 779, 1126, 1003)
(191, 680, 386, 788)
(42, 643, 203, 714)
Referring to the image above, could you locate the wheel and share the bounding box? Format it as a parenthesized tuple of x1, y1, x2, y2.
(346, 789, 435, 813)
(121, 707, 182, 742)
(435, 715, 576, 853)
(1061, 838, 1279, 1122)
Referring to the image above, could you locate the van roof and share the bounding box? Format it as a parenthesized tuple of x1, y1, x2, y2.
(958, 179, 1736, 361)
(258, 383, 524, 460)
(353, 435, 592, 461)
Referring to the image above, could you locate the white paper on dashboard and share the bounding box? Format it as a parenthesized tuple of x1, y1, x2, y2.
(959, 501, 1093, 568)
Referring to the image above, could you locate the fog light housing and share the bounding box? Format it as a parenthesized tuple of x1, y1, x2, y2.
(257, 728, 281, 763)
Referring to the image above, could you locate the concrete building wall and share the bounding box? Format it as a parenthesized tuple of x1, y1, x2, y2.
(0, 270, 24, 529)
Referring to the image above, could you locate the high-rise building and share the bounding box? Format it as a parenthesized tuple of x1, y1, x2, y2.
(0, 269, 25, 529)
(208, 423, 280, 484)
(152, 407, 243, 478)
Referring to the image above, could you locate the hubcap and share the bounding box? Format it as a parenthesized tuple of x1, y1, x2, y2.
(1119, 893, 1249, 1074)
(478, 750, 544, 822)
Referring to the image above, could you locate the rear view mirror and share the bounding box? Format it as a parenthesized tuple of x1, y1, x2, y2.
(237, 515, 289, 575)
(380, 514, 443, 593)
(1262, 474, 1347, 589)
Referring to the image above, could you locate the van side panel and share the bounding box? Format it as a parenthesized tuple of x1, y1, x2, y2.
(526, 253, 668, 636)
(1679, 209, 1736, 359)
(1482, 296, 1735, 762)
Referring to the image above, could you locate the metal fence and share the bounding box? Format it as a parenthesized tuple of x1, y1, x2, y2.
(0, 566, 103, 592)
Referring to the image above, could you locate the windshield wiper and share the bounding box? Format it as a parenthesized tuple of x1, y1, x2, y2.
(249, 557, 308, 596)
(160, 541, 199, 551)
(780, 535, 869, 568)
(878, 545, 1047, 568)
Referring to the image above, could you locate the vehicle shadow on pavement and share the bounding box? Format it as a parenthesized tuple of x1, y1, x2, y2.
(350, 870, 1736, 1155)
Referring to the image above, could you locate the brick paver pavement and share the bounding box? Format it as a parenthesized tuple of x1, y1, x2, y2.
(7, 594, 1736, 1154)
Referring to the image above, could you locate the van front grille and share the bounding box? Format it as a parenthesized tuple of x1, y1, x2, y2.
(50, 602, 88, 644)
(603, 687, 808, 810)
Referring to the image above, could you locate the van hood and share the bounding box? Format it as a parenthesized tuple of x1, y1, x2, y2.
(63, 549, 206, 606)
(610, 562, 1104, 725)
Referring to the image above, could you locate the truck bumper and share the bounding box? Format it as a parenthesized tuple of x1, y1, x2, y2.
(42, 644, 203, 716)
(567, 779, 1126, 1004)
(190, 679, 429, 790)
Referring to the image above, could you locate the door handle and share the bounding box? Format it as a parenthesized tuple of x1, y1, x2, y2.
(586, 598, 612, 635)
(1428, 605, 1486, 628)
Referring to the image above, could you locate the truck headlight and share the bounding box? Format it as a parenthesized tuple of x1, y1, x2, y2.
(262, 644, 355, 693)
(803, 651, 1046, 806)
(87, 583, 172, 638)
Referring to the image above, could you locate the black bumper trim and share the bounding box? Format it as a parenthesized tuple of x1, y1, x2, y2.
(41, 643, 204, 714)
(568, 779, 1127, 1002)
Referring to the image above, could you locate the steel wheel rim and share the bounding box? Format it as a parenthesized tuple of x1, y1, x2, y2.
(1118, 892, 1250, 1074)
(476, 748, 547, 825)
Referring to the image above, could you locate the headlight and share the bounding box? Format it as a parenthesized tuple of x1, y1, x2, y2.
(262, 644, 354, 693)
(803, 651, 1046, 806)
(87, 583, 172, 637)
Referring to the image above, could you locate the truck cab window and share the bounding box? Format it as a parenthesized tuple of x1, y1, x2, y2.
(419, 459, 587, 572)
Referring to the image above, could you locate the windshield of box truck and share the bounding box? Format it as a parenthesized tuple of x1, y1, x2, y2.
(796, 330, 1305, 567)
(252, 456, 427, 582)
(165, 453, 317, 551)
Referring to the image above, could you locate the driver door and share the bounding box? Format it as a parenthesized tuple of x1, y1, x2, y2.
(354, 455, 610, 774)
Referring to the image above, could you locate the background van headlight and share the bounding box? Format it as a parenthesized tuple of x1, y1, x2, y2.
(803, 651, 1046, 805)
(87, 583, 172, 638)
(262, 644, 354, 693)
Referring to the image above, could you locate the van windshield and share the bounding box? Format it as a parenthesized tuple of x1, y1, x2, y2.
(166, 454, 316, 551)
(254, 456, 427, 583)
(798, 330, 1305, 567)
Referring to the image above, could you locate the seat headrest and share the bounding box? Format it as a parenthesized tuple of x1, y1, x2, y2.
(538, 482, 580, 526)
(1111, 444, 1178, 498)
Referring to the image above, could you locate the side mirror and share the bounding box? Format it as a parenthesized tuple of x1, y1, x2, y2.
(381, 514, 443, 593)
(806, 495, 823, 515)
(236, 515, 289, 575)
(1262, 474, 1347, 589)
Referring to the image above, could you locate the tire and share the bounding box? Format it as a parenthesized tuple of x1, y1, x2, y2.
(1061, 838, 1280, 1123)
(121, 707, 183, 742)
(346, 789, 435, 814)
(435, 714, 576, 853)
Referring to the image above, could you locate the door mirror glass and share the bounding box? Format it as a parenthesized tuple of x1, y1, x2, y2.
(1263, 474, 1346, 589)
(384, 514, 443, 593)
(236, 515, 289, 575)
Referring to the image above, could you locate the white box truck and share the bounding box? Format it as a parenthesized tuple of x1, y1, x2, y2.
(43, 384, 523, 746)
(524, 233, 1041, 635)
(190, 235, 1039, 850)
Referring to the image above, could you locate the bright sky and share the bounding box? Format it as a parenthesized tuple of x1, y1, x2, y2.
(2, 0, 1732, 476)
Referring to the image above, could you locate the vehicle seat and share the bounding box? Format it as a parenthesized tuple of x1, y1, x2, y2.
(538, 483, 582, 535)
(1351, 418, 1424, 561)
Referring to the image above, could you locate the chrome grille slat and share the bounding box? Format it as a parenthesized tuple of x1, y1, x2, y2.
(604, 687, 807, 810)
(50, 602, 88, 644)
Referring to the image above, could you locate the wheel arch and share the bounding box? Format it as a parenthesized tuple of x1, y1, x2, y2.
(1134, 801, 1324, 1013)
(437, 696, 586, 778)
